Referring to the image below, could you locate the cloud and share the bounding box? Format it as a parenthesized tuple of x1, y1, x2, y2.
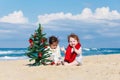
(37, 7, 120, 26)
(94, 7, 120, 20)
(0, 10, 28, 24)
(0, 7, 120, 48)
(37, 12, 72, 24)
(36, 7, 120, 39)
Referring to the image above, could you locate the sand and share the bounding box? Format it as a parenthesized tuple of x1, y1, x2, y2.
(0, 54, 120, 80)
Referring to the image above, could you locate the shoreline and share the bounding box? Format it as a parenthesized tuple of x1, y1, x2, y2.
(1, 53, 120, 61)
(0, 54, 120, 80)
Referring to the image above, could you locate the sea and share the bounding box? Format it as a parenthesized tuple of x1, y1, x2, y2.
(0, 48, 120, 60)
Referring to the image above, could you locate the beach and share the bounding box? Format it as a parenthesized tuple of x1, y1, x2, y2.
(0, 54, 120, 80)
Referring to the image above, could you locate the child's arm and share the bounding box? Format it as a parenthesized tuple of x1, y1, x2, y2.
(56, 45, 61, 57)
(61, 47, 66, 54)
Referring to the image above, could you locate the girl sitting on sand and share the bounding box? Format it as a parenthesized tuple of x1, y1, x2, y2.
(61, 33, 82, 66)
(48, 36, 62, 65)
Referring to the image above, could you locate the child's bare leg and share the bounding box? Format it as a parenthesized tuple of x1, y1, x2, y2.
(63, 61, 77, 66)
(68, 61, 78, 66)
(63, 61, 70, 65)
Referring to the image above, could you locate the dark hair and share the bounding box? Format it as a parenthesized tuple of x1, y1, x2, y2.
(49, 36, 59, 44)
(68, 33, 79, 42)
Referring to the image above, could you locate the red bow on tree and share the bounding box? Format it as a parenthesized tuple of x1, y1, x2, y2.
(29, 39, 33, 43)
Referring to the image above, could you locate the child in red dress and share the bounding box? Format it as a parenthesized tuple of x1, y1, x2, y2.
(61, 33, 82, 66)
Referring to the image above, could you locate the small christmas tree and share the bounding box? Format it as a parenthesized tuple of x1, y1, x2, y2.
(26, 24, 51, 66)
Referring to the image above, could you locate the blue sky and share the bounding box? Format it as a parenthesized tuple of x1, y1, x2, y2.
(0, 0, 120, 48)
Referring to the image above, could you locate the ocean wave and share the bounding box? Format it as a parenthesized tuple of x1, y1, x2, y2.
(91, 48, 98, 50)
(0, 56, 28, 60)
(83, 48, 90, 51)
(0, 48, 120, 60)
(0, 50, 26, 54)
(0, 51, 13, 54)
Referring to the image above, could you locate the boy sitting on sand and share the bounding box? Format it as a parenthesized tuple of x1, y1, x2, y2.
(48, 36, 63, 65)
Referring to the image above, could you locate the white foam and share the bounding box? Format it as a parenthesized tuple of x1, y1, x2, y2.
(83, 48, 90, 51)
(0, 50, 25, 54)
(0, 51, 13, 54)
(0, 56, 28, 60)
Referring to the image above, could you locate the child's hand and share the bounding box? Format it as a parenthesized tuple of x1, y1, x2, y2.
(61, 46, 65, 52)
(72, 45, 76, 51)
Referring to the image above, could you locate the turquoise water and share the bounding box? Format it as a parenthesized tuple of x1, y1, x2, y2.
(0, 48, 120, 60)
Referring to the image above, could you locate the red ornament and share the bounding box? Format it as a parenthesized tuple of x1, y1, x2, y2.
(29, 39, 33, 43)
(50, 61, 55, 65)
(38, 52, 42, 58)
(44, 46, 48, 48)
